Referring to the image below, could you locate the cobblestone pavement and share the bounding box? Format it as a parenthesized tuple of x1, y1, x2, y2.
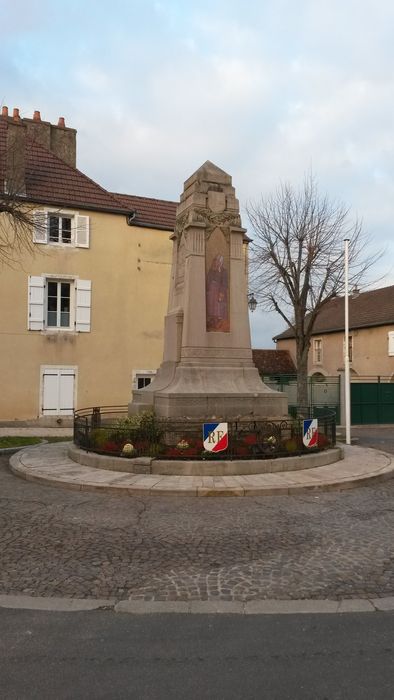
(2, 452, 394, 602)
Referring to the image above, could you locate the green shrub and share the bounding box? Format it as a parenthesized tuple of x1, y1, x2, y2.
(282, 437, 301, 453)
(89, 428, 113, 450)
(109, 411, 165, 446)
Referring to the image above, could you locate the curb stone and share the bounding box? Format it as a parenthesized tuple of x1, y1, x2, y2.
(1, 594, 394, 615)
(0, 594, 116, 611)
(8, 443, 394, 497)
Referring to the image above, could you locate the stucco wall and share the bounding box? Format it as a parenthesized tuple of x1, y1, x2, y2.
(0, 208, 172, 420)
(276, 326, 394, 378)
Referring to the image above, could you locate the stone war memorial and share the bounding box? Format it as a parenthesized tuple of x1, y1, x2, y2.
(129, 160, 287, 421)
(73, 161, 338, 471)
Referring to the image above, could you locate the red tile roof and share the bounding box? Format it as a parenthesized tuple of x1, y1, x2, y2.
(252, 349, 296, 375)
(0, 117, 177, 228)
(274, 285, 394, 340)
(113, 192, 177, 231)
(26, 139, 131, 213)
(0, 118, 127, 213)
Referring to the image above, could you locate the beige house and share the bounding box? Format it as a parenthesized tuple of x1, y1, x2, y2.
(0, 107, 176, 423)
(274, 286, 394, 381)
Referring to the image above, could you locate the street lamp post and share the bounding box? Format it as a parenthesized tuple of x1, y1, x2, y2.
(344, 239, 351, 445)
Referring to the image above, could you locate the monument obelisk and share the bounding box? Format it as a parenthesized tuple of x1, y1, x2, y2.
(129, 161, 287, 419)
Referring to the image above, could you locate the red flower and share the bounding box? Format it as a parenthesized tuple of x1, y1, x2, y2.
(317, 433, 329, 448)
(102, 441, 120, 453)
(243, 434, 258, 445)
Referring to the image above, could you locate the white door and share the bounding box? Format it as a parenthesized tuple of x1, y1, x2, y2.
(42, 368, 75, 416)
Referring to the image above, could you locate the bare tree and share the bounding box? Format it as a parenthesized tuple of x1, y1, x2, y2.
(247, 174, 381, 409)
(0, 198, 38, 266)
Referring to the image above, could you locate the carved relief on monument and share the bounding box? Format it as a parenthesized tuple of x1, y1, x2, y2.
(191, 229, 204, 255)
(175, 232, 186, 288)
(194, 209, 241, 239)
(205, 226, 230, 333)
(230, 232, 243, 259)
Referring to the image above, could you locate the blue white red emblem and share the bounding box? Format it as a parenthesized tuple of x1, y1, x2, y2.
(203, 422, 228, 453)
(303, 419, 318, 448)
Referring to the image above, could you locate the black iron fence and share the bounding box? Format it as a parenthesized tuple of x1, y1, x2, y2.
(263, 375, 341, 423)
(74, 406, 336, 461)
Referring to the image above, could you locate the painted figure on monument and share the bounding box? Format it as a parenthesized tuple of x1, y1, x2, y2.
(206, 253, 229, 331)
(205, 225, 230, 332)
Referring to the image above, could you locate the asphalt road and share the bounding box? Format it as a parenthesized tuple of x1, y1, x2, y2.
(2, 608, 394, 700)
(351, 426, 394, 453)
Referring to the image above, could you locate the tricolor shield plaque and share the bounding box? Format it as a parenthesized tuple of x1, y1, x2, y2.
(303, 419, 318, 448)
(203, 422, 229, 453)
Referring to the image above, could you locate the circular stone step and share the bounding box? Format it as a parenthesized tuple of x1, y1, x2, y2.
(68, 444, 343, 476)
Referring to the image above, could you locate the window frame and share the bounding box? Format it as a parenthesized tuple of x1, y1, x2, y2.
(343, 333, 354, 362)
(313, 338, 323, 365)
(388, 331, 394, 357)
(46, 279, 73, 329)
(48, 214, 73, 245)
(132, 369, 157, 391)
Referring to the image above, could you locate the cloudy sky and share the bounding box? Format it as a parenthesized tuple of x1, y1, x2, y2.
(1, 0, 393, 346)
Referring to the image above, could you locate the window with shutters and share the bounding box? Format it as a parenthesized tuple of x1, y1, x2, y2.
(32, 209, 90, 248)
(28, 276, 91, 332)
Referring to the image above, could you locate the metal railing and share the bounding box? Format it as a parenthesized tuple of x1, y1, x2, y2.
(74, 406, 336, 461)
(263, 374, 341, 422)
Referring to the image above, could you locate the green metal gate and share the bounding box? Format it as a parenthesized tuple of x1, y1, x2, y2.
(351, 383, 394, 424)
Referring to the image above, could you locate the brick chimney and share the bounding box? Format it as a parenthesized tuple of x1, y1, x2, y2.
(24, 110, 51, 149)
(3, 107, 26, 196)
(23, 110, 77, 168)
(50, 116, 76, 168)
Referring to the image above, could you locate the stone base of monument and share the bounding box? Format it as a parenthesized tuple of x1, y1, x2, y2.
(129, 362, 288, 420)
(68, 444, 343, 476)
(130, 393, 288, 420)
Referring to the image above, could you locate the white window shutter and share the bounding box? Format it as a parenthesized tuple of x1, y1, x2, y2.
(59, 370, 75, 414)
(75, 279, 91, 332)
(32, 210, 48, 244)
(28, 276, 45, 330)
(75, 215, 90, 248)
(388, 331, 394, 356)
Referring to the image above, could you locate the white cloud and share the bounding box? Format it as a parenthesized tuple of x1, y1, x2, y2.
(3, 0, 394, 342)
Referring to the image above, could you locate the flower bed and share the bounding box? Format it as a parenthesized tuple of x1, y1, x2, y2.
(74, 407, 336, 461)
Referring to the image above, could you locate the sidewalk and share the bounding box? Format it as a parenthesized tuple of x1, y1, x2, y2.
(9, 442, 394, 496)
(0, 427, 73, 437)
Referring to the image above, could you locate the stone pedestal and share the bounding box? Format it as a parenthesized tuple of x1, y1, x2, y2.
(129, 161, 287, 420)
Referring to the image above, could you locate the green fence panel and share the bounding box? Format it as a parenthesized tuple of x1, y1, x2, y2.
(351, 383, 394, 424)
